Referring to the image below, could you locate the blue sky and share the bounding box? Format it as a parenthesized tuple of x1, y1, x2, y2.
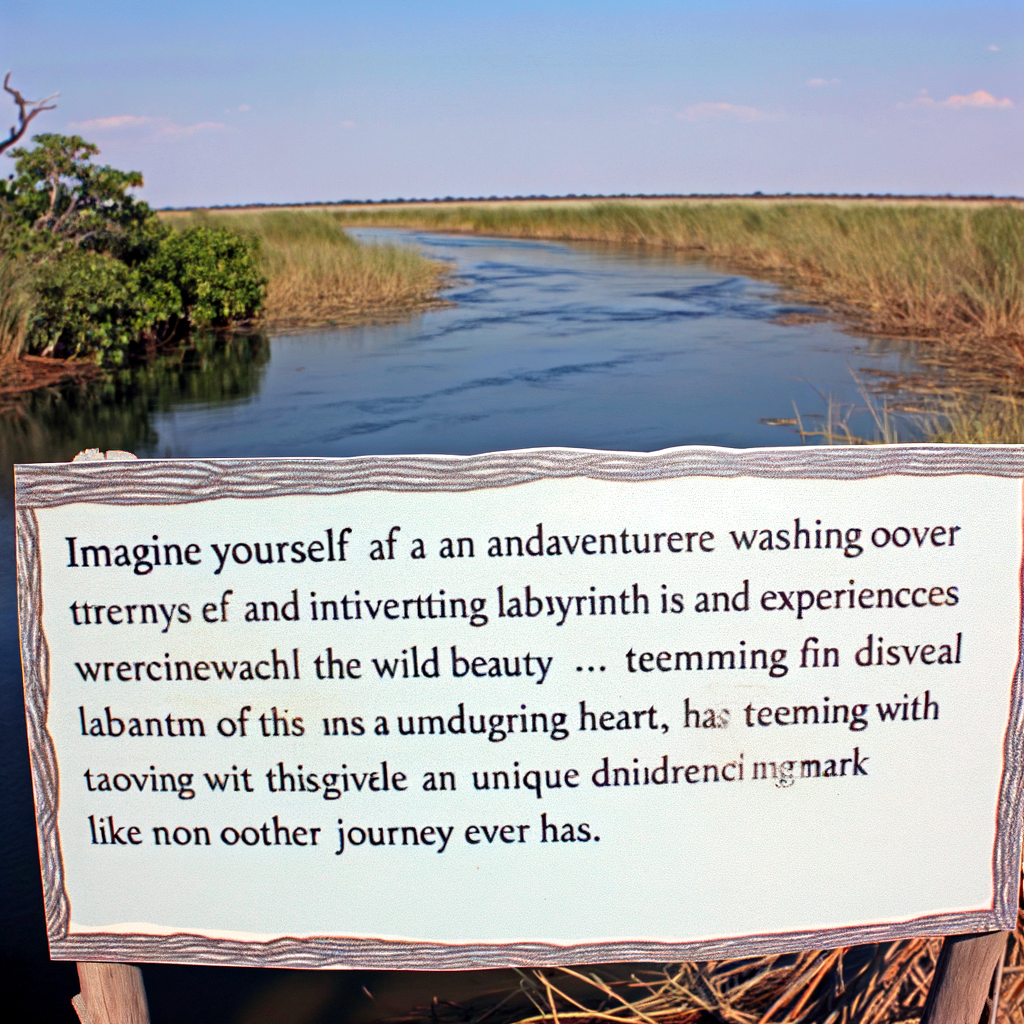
(2, 1, 1020, 206)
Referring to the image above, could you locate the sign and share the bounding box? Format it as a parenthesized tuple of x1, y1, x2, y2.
(15, 446, 1024, 969)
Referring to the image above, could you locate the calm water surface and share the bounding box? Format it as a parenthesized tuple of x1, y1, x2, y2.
(0, 230, 924, 1022)
(145, 229, 919, 457)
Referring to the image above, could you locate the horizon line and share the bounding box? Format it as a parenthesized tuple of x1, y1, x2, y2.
(159, 190, 1024, 212)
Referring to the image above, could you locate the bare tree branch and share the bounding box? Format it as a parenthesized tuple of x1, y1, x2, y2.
(0, 72, 58, 156)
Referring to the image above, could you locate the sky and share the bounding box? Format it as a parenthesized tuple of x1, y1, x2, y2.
(1, 1, 1020, 207)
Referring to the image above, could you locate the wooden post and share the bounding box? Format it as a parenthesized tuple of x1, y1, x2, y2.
(920, 931, 1009, 1024)
(72, 963, 150, 1024)
(66, 453, 150, 1024)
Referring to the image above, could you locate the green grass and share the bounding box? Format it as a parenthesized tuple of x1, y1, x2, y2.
(163, 210, 452, 327)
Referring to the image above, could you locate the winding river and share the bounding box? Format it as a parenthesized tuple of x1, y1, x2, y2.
(0, 229, 925, 1023)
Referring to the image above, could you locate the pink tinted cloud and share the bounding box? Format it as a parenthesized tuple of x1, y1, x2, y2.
(942, 90, 1013, 109)
(677, 102, 773, 122)
(68, 115, 227, 137)
(901, 89, 1014, 110)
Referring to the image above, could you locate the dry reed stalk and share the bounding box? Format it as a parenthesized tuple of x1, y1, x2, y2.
(263, 242, 451, 326)
(0, 255, 31, 363)
(389, 889, 1023, 1024)
(923, 393, 1024, 444)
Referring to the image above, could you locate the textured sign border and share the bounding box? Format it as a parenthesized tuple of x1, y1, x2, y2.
(15, 445, 1024, 968)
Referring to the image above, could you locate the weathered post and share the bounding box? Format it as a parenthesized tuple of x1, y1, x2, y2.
(920, 930, 1009, 1024)
(72, 962, 150, 1024)
(63, 456, 151, 1024)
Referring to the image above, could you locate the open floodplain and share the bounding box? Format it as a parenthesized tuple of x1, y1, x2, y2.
(181, 197, 1023, 387)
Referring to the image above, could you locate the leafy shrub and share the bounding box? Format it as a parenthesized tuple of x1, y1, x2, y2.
(23, 228, 265, 362)
(1, 134, 267, 364)
(27, 248, 141, 360)
(138, 227, 264, 329)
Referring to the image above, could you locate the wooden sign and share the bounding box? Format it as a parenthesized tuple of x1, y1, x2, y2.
(15, 446, 1024, 969)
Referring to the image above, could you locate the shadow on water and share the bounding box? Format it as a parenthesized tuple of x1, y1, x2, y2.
(0, 331, 271, 471)
(0, 332, 269, 1023)
(0, 231, 930, 1023)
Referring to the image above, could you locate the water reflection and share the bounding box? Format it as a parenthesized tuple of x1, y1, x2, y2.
(0, 331, 269, 476)
(0, 331, 271, 1021)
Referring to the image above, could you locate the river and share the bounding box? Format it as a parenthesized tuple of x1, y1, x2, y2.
(0, 229, 923, 1022)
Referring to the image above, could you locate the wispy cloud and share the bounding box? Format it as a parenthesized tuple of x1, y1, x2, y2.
(805, 78, 840, 87)
(238, 104, 251, 112)
(68, 115, 227, 137)
(900, 89, 1014, 110)
(162, 120, 226, 136)
(677, 102, 773, 122)
(989, 44, 1000, 51)
(72, 115, 152, 130)
(943, 90, 1013, 108)
(340, 120, 356, 129)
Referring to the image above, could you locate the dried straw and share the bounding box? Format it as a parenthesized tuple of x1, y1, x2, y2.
(391, 889, 1023, 1024)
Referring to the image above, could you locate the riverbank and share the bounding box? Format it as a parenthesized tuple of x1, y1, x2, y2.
(160, 210, 453, 329)
(292, 199, 1023, 390)
(0, 354, 100, 404)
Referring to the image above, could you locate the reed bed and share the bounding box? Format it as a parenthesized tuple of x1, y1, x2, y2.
(789, 382, 1024, 446)
(166, 211, 452, 328)
(388, 898, 1023, 1024)
(0, 254, 31, 364)
(325, 200, 1024, 385)
(925, 393, 1024, 444)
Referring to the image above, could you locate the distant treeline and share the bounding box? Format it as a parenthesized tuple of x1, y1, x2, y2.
(180, 192, 1022, 212)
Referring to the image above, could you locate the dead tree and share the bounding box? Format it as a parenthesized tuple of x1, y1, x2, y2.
(0, 73, 58, 155)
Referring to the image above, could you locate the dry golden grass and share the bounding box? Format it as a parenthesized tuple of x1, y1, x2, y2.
(165, 210, 452, 328)
(387, 900, 1023, 1024)
(316, 199, 1024, 387)
(794, 384, 1024, 445)
(924, 393, 1024, 444)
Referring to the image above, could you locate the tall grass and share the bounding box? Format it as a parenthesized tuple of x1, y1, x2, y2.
(166, 211, 452, 327)
(926, 393, 1024, 443)
(326, 200, 1024, 380)
(0, 255, 31, 364)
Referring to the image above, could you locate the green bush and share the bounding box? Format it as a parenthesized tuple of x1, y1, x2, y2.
(1, 134, 266, 364)
(28, 249, 141, 360)
(22, 228, 265, 363)
(139, 227, 264, 329)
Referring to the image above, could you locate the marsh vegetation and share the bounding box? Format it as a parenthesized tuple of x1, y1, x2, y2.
(0, 136, 451, 385)
(163, 210, 452, 329)
(322, 199, 1024, 391)
(0, 134, 265, 370)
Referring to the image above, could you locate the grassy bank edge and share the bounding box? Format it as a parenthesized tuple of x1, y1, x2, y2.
(281, 198, 1024, 390)
(160, 210, 454, 330)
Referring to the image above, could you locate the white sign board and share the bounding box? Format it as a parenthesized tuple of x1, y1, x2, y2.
(16, 446, 1024, 969)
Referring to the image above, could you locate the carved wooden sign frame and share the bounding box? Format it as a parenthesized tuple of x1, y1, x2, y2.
(15, 446, 1024, 968)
